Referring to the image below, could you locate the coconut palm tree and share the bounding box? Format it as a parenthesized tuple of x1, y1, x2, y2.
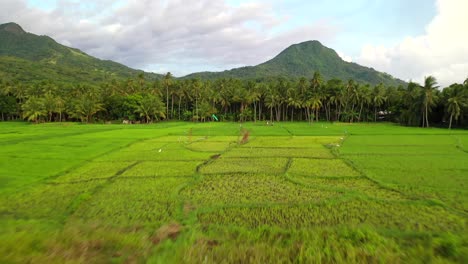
(358, 84, 372, 122)
(265, 85, 280, 122)
(43, 91, 56, 122)
(22, 96, 46, 123)
(422, 76, 439, 127)
(163, 72, 173, 118)
(372, 83, 386, 122)
(287, 86, 301, 121)
(191, 78, 202, 121)
(444, 84, 468, 129)
(72, 95, 103, 123)
(135, 94, 165, 123)
(309, 95, 323, 122)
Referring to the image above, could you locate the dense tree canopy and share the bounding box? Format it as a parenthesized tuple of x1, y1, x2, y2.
(0, 73, 467, 128)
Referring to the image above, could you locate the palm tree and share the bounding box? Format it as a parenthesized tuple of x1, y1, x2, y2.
(191, 78, 202, 121)
(218, 80, 231, 116)
(327, 79, 344, 121)
(358, 85, 371, 122)
(287, 86, 301, 121)
(311, 71, 323, 92)
(372, 83, 386, 122)
(72, 95, 103, 123)
(163, 72, 173, 118)
(422, 76, 439, 127)
(135, 94, 166, 123)
(43, 91, 56, 122)
(444, 84, 468, 129)
(309, 95, 323, 122)
(264, 85, 279, 122)
(55, 96, 65, 122)
(247, 82, 261, 122)
(173, 82, 186, 120)
(22, 97, 46, 123)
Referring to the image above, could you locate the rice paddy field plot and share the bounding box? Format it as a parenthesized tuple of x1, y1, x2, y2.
(0, 142, 118, 160)
(162, 227, 407, 264)
(231, 124, 293, 136)
(198, 199, 466, 232)
(95, 144, 215, 161)
(120, 161, 200, 177)
(185, 141, 235, 152)
(362, 168, 468, 212)
(51, 161, 135, 182)
(199, 157, 289, 175)
(0, 132, 37, 142)
(106, 140, 167, 152)
(203, 136, 239, 142)
(339, 145, 464, 155)
(343, 134, 458, 146)
(0, 156, 87, 192)
(455, 134, 468, 152)
(74, 177, 191, 227)
(340, 133, 468, 215)
(0, 180, 105, 219)
(326, 122, 468, 135)
(345, 154, 468, 171)
(360, 167, 468, 190)
(272, 123, 349, 136)
(288, 158, 361, 177)
(403, 186, 468, 213)
(224, 146, 334, 158)
(143, 135, 191, 143)
(190, 123, 246, 136)
(68, 128, 167, 140)
(117, 136, 199, 152)
(289, 175, 406, 201)
(0, 123, 117, 144)
(244, 136, 341, 148)
(181, 174, 337, 207)
(1, 121, 468, 263)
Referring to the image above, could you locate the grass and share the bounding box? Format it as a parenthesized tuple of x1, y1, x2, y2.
(0, 121, 467, 263)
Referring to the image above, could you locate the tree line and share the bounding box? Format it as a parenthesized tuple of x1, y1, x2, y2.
(1, 72, 467, 128)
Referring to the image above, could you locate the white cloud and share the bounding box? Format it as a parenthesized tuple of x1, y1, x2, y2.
(337, 51, 353, 62)
(0, 0, 337, 76)
(356, 0, 468, 87)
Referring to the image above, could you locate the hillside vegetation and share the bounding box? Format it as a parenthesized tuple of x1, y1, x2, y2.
(0, 22, 161, 85)
(185, 40, 405, 86)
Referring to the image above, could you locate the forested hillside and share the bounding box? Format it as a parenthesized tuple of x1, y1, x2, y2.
(185, 41, 405, 87)
(0, 22, 162, 85)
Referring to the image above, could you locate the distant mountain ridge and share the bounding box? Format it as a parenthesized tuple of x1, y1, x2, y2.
(0, 22, 162, 85)
(0, 22, 405, 86)
(185, 40, 405, 86)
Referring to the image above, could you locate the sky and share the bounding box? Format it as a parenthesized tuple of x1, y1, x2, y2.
(1, 0, 467, 86)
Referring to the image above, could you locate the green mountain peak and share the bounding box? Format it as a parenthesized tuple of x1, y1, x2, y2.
(185, 40, 405, 86)
(0, 22, 162, 85)
(0, 22, 26, 35)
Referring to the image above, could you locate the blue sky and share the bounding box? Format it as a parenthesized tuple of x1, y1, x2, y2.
(226, 0, 437, 57)
(2, 0, 467, 86)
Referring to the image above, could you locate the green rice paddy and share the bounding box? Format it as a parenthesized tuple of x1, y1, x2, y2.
(0, 121, 467, 263)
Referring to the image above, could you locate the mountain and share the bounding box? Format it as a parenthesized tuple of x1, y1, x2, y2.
(1, 23, 404, 87)
(0, 22, 162, 85)
(185, 40, 405, 86)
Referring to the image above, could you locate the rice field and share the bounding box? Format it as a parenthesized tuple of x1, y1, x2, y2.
(0, 121, 467, 263)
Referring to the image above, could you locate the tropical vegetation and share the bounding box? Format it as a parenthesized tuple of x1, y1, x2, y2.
(1, 73, 467, 128)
